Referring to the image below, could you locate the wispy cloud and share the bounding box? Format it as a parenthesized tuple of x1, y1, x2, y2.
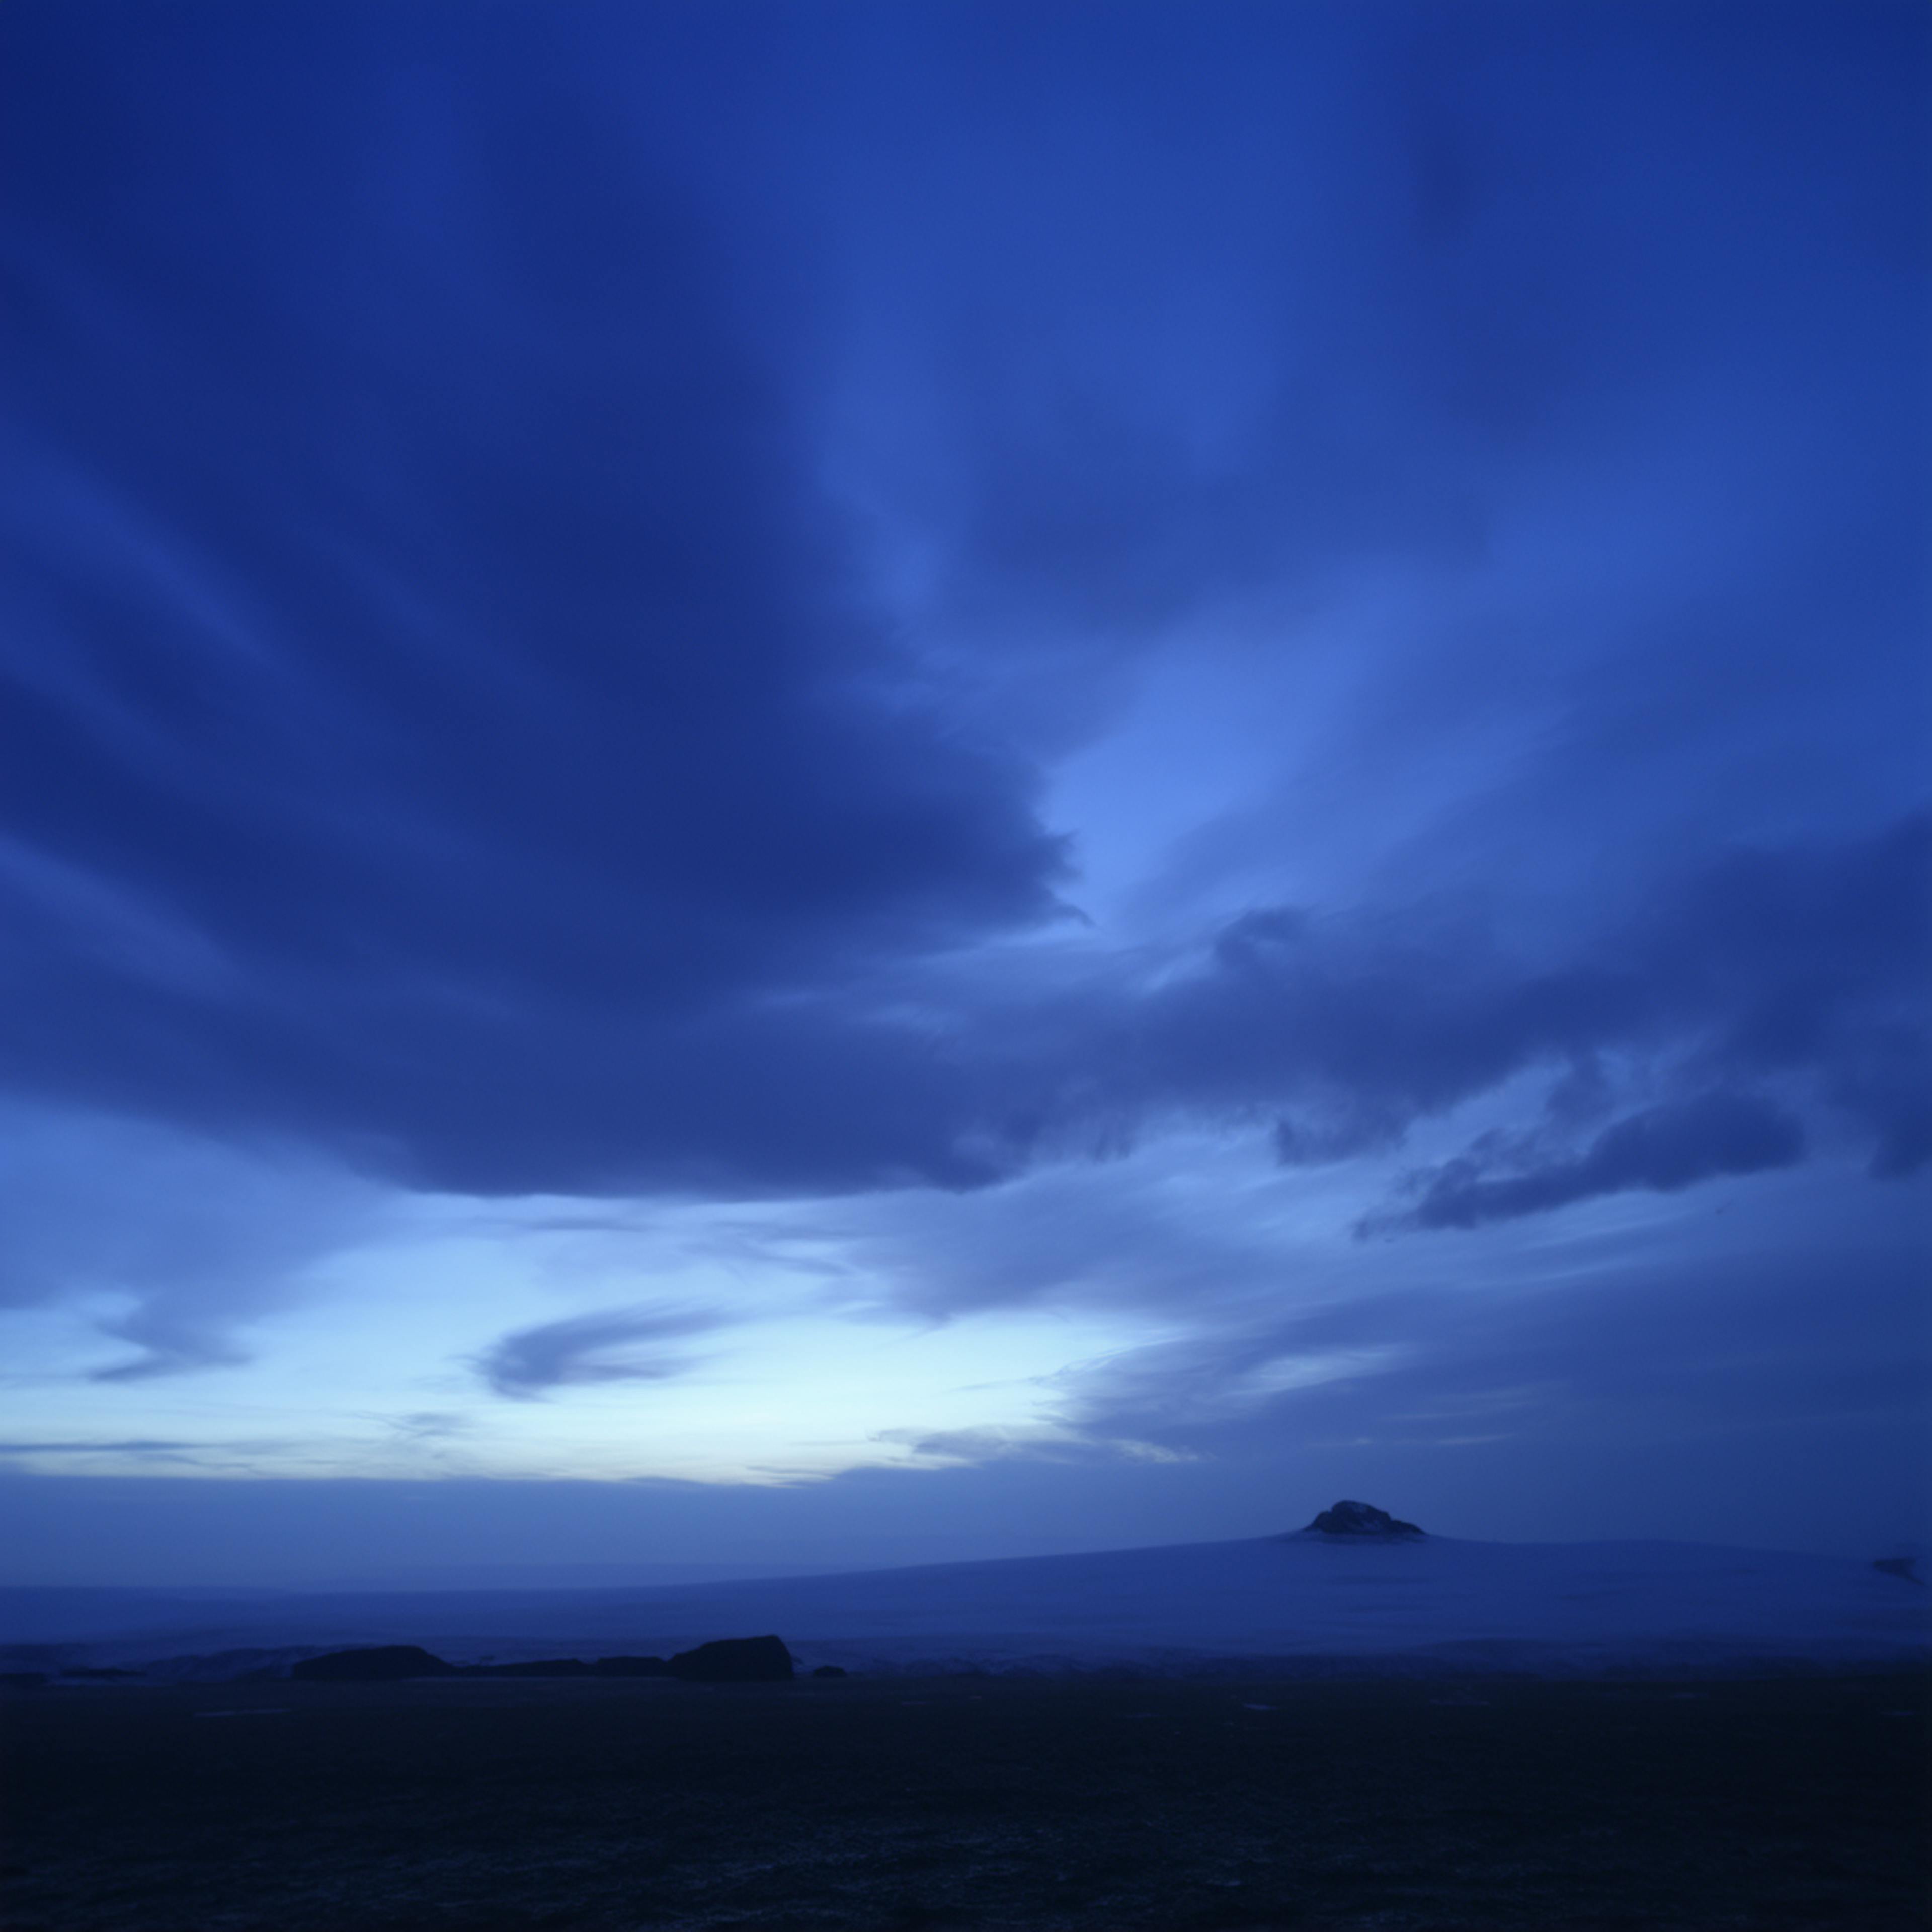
(0, 1103, 383, 1379)
(872, 1425, 1197, 1468)
(378, 1411, 471, 1441)
(1372, 1091, 1808, 1234)
(474, 1307, 725, 1401)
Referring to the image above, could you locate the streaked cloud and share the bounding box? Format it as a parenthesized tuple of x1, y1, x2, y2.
(474, 1307, 725, 1401)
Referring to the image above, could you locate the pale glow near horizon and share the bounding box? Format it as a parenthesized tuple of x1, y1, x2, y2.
(0, 1103, 1792, 1491)
(0, 1193, 1197, 1485)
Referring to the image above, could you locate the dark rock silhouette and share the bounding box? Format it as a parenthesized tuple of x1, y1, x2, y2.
(1873, 1557, 1923, 1584)
(288, 1644, 785, 1683)
(810, 1664, 848, 1678)
(61, 1666, 140, 1680)
(668, 1635, 793, 1682)
(290, 1645, 456, 1681)
(1302, 1500, 1425, 1539)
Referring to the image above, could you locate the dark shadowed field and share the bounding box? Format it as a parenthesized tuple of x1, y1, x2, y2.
(2, 1672, 1925, 1930)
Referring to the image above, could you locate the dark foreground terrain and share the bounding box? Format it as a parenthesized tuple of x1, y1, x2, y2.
(2, 1672, 1925, 1930)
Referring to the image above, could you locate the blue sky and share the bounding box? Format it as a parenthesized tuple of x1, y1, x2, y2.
(1, 0, 1926, 1583)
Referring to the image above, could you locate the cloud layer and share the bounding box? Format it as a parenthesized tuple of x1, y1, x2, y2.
(2, 1, 1922, 1211)
(0, 3, 1923, 1553)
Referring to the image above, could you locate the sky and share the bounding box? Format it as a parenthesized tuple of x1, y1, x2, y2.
(1, 0, 1926, 1586)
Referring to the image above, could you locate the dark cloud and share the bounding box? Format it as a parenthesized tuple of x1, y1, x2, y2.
(0, 3, 1067, 1193)
(474, 1307, 723, 1401)
(1382, 1091, 1807, 1233)
(0, 1, 1922, 1231)
(1077, 815, 1924, 1218)
(1637, 814, 1932, 1179)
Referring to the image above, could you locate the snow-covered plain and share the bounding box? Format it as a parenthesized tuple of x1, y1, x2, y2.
(7, 1532, 1927, 1679)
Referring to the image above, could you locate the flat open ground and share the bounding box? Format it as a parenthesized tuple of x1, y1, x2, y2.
(2, 1672, 1925, 1930)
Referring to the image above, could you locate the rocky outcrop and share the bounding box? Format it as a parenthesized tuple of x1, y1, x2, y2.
(668, 1635, 794, 1682)
(1301, 1500, 1424, 1539)
(290, 1645, 456, 1681)
(283, 1643, 788, 1682)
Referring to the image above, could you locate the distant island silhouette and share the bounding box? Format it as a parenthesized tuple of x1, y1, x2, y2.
(1300, 1500, 1424, 1539)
